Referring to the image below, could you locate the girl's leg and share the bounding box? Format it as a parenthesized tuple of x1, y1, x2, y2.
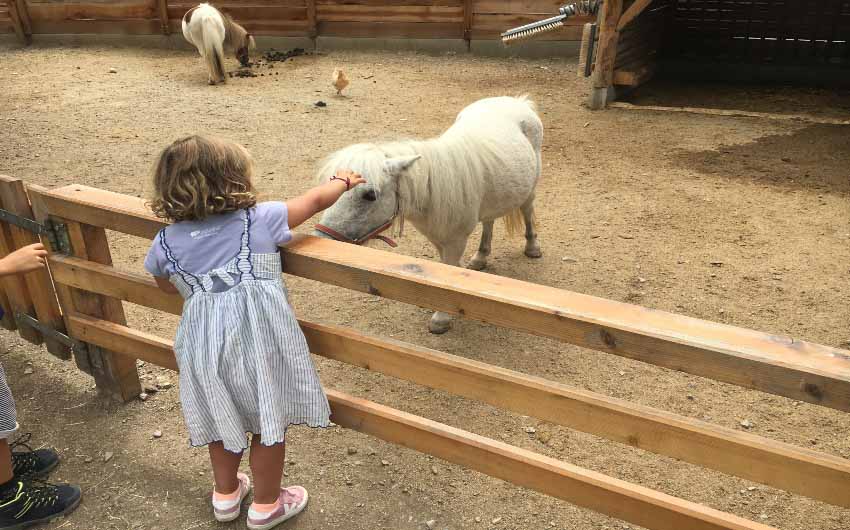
(208, 441, 243, 494)
(249, 434, 286, 504)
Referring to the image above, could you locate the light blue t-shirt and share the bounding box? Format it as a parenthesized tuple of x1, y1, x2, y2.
(144, 202, 291, 281)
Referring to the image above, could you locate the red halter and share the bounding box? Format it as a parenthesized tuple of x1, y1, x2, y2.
(314, 203, 400, 248)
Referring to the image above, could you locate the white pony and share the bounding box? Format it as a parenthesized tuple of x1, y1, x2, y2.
(314, 96, 543, 334)
(182, 3, 255, 85)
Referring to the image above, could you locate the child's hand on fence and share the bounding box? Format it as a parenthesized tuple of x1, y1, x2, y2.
(0, 243, 48, 277)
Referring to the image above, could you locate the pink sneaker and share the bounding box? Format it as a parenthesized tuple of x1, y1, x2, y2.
(212, 472, 251, 522)
(247, 486, 309, 530)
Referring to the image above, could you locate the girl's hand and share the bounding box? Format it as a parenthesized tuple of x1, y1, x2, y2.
(0, 243, 48, 277)
(330, 169, 366, 191)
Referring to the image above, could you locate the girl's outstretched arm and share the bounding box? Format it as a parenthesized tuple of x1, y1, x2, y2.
(286, 169, 365, 229)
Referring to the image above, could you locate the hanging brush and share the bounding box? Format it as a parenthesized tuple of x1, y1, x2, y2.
(501, 0, 601, 45)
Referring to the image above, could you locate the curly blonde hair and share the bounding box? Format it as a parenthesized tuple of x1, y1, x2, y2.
(150, 135, 257, 222)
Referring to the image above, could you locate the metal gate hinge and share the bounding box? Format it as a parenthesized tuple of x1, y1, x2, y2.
(15, 313, 88, 355)
(0, 208, 71, 254)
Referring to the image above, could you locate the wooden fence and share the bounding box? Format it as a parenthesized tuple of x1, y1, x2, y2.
(0, 176, 849, 529)
(0, 0, 593, 45)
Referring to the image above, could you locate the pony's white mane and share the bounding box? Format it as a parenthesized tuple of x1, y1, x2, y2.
(318, 121, 509, 231)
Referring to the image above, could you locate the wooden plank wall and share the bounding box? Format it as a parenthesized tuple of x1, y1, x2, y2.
(612, 0, 667, 86)
(4, 0, 591, 41)
(665, 0, 850, 68)
(0, 2, 13, 34)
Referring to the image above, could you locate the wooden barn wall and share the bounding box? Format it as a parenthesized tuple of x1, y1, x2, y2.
(613, 0, 669, 86)
(661, 0, 850, 83)
(0, 0, 594, 41)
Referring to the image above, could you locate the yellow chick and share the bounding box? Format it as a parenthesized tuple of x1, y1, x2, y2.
(332, 68, 349, 95)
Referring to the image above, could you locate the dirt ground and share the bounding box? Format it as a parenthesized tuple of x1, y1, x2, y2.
(0, 39, 849, 530)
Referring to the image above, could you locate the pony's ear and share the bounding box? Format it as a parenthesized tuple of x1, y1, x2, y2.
(248, 34, 256, 50)
(384, 155, 421, 177)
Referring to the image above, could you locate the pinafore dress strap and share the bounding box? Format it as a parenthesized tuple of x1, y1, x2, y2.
(159, 228, 206, 294)
(236, 208, 256, 282)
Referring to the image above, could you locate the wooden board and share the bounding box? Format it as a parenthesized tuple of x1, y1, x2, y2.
(318, 20, 463, 38)
(30, 18, 162, 34)
(49, 255, 850, 508)
(61, 314, 780, 530)
(0, 287, 16, 330)
(0, 217, 40, 344)
(316, 5, 463, 23)
(0, 176, 69, 358)
(32, 185, 850, 412)
(166, 5, 308, 22)
(283, 237, 850, 411)
(63, 221, 141, 401)
(25, 1, 158, 22)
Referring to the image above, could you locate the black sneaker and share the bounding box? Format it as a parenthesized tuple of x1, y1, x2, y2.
(9, 435, 59, 479)
(0, 480, 81, 529)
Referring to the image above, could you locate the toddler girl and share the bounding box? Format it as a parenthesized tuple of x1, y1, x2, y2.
(145, 135, 364, 529)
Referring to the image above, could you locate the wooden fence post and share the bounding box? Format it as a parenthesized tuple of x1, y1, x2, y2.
(64, 222, 141, 401)
(156, 0, 170, 35)
(463, 0, 473, 51)
(306, 0, 317, 41)
(6, 0, 31, 45)
(0, 290, 16, 331)
(0, 217, 40, 345)
(0, 176, 70, 359)
(588, 0, 623, 109)
(27, 187, 141, 401)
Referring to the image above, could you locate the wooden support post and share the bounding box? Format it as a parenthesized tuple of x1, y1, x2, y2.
(0, 177, 70, 359)
(617, 0, 653, 32)
(0, 223, 40, 344)
(306, 0, 317, 41)
(588, 0, 623, 109)
(6, 0, 31, 45)
(14, 0, 31, 36)
(156, 0, 170, 35)
(0, 289, 16, 331)
(64, 222, 140, 401)
(28, 187, 92, 374)
(462, 0, 473, 51)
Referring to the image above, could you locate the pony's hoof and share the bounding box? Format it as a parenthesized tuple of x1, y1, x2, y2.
(467, 258, 487, 271)
(525, 246, 542, 259)
(429, 314, 452, 335)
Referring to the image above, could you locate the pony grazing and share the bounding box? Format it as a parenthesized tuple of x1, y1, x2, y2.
(182, 3, 255, 85)
(314, 96, 543, 334)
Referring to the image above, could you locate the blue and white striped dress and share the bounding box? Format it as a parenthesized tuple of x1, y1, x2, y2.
(158, 209, 331, 453)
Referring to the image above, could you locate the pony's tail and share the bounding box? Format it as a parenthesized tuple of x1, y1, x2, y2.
(202, 22, 226, 84)
(503, 208, 526, 238)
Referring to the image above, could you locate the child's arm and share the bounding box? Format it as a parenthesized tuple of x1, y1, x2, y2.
(0, 243, 48, 277)
(154, 276, 179, 294)
(286, 169, 366, 229)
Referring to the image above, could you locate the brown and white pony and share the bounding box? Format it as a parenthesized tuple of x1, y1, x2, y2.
(182, 3, 255, 85)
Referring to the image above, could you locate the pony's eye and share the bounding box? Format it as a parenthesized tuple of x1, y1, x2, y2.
(362, 190, 377, 202)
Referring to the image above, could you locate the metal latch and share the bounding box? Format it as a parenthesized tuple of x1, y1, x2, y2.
(15, 313, 88, 355)
(0, 208, 71, 254)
